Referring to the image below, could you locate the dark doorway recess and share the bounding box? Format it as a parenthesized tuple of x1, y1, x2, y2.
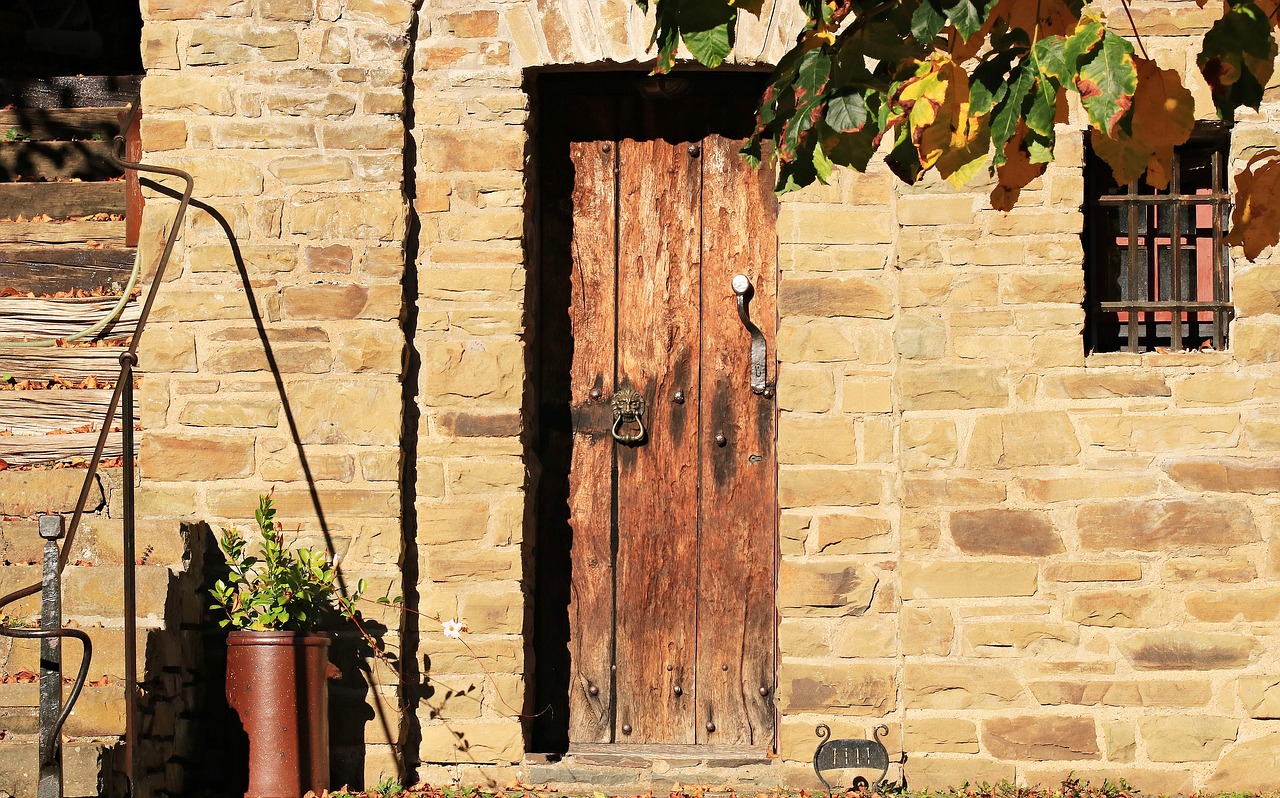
(529, 70, 777, 755)
(0, 0, 143, 79)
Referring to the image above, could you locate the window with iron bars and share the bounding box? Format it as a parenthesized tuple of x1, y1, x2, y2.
(1083, 125, 1233, 354)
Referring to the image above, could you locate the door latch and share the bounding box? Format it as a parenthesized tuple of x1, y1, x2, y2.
(611, 387, 646, 444)
(732, 274, 772, 397)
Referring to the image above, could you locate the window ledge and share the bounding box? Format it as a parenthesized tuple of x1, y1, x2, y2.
(1086, 350, 1234, 367)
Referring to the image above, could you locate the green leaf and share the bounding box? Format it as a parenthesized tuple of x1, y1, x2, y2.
(1197, 0, 1277, 118)
(941, 0, 984, 41)
(1024, 76, 1058, 137)
(812, 138, 835, 183)
(885, 124, 924, 184)
(825, 92, 868, 133)
(1033, 35, 1070, 83)
(1062, 19, 1105, 75)
(990, 60, 1035, 166)
(911, 0, 947, 44)
(969, 48, 1018, 116)
(1076, 30, 1137, 136)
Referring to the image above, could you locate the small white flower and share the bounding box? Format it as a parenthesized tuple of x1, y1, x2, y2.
(441, 618, 468, 639)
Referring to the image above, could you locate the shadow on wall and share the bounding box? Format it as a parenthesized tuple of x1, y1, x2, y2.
(140, 179, 397, 791)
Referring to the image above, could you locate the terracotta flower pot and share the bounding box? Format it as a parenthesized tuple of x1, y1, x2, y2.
(225, 631, 331, 798)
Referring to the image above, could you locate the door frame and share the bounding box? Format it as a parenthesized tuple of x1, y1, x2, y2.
(527, 69, 781, 756)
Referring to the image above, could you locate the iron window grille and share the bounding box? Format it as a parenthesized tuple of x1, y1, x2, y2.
(1084, 125, 1233, 354)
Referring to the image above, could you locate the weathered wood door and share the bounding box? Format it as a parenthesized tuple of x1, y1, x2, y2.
(549, 80, 778, 750)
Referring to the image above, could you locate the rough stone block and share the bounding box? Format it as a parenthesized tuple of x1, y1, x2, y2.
(777, 663, 895, 713)
(778, 467, 882, 507)
(0, 470, 102, 517)
(188, 24, 299, 65)
(904, 718, 979, 754)
(899, 365, 1007, 410)
(812, 513, 892, 555)
(1029, 679, 1212, 708)
(1120, 630, 1257, 670)
(965, 411, 1080, 467)
(778, 559, 877, 615)
(1165, 458, 1280, 494)
(778, 416, 857, 465)
(902, 476, 1006, 506)
(1185, 587, 1280, 622)
(779, 276, 893, 318)
(1206, 735, 1280, 793)
(776, 367, 835, 412)
(1077, 498, 1257, 550)
(288, 191, 406, 240)
(901, 606, 953, 655)
(1139, 715, 1238, 762)
(982, 715, 1099, 760)
(901, 561, 1037, 599)
(1066, 588, 1164, 627)
(139, 432, 254, 480)
(1043, 561, 1142, 582)
(1239, 676, 1280, 719)
(949, 509, 1063, 556)
(903, 664, 1029, 709)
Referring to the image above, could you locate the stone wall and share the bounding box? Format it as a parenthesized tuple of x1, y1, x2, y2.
(0, 0, 1260, 792)
(408, 0, 1280, 793)
(135, 0, 415, 787)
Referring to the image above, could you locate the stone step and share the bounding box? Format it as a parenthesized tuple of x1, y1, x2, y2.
(0, 683, 125, 737)
(0, 108, 122, 142)
(524, 750, 784, 792)
(0, 735, 120, 798)
(0, 219, 125, 246)
(0, 182, 127, 220)
(0, 245, 136, 295)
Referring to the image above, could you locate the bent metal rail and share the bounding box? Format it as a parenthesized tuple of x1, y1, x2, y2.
(0, 100, 194, 798)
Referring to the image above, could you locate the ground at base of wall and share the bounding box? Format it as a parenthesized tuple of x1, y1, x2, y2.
(304, 778, 1280, 798)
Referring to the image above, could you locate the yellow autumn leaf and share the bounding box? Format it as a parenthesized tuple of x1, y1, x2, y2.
(1226, 149, 1280, 260)
(1130, 58, 1195, 190)
(992, 121, 1049, 211)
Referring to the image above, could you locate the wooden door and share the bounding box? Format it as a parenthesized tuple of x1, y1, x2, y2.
(556, 84, 778, 750)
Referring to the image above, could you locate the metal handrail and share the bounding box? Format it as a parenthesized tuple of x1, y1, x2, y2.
(0, 98, 194, 796)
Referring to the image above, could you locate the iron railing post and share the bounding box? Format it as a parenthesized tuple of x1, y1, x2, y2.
(38, 514, 66, 798)
(121, 351, 138, 794)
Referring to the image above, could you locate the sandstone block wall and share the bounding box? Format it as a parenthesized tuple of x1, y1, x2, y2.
(408, 0, 1280, 793)
(12, 0, 1256, 792)
(135, 0, 415, 786)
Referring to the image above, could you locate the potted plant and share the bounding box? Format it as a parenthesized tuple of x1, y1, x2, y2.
(210, 492, 363, 798)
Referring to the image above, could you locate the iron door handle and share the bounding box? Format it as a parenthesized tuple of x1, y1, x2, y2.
(732, 274, 771, 397)
(611, 387, 646, 444)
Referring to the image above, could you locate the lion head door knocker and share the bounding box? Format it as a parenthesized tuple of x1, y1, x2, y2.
(610, 387, 646, 445)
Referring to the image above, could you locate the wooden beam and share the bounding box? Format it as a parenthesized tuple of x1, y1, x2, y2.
(0, 431, 131, 467)
(0, 108, 121, 141)
(0, 140, 121, 181)
(0, 297, 138, 342)
(0, 245, 135, 294)
(0, 220, 125, 246)
(0, 347, 128, 381)
(0, 182, 126, 219)
(0, 389, 137, 436)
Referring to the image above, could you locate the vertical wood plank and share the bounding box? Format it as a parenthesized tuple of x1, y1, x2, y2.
(614, 137, 701, 745)
(566, 136, 619, 744)
(696, 134, 778, 747)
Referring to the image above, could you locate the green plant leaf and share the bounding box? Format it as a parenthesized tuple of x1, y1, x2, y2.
(678, 0, 737, 68)
(1197, 0, 1277, 118)
(1076, 29, 1137, 136)
(990, 59, 1035, 166)
(911, 0, 947, 44)
(825, 92, 868, 133)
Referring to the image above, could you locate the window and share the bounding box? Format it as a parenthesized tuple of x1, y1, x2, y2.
(1084, 126, 1233, 354)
